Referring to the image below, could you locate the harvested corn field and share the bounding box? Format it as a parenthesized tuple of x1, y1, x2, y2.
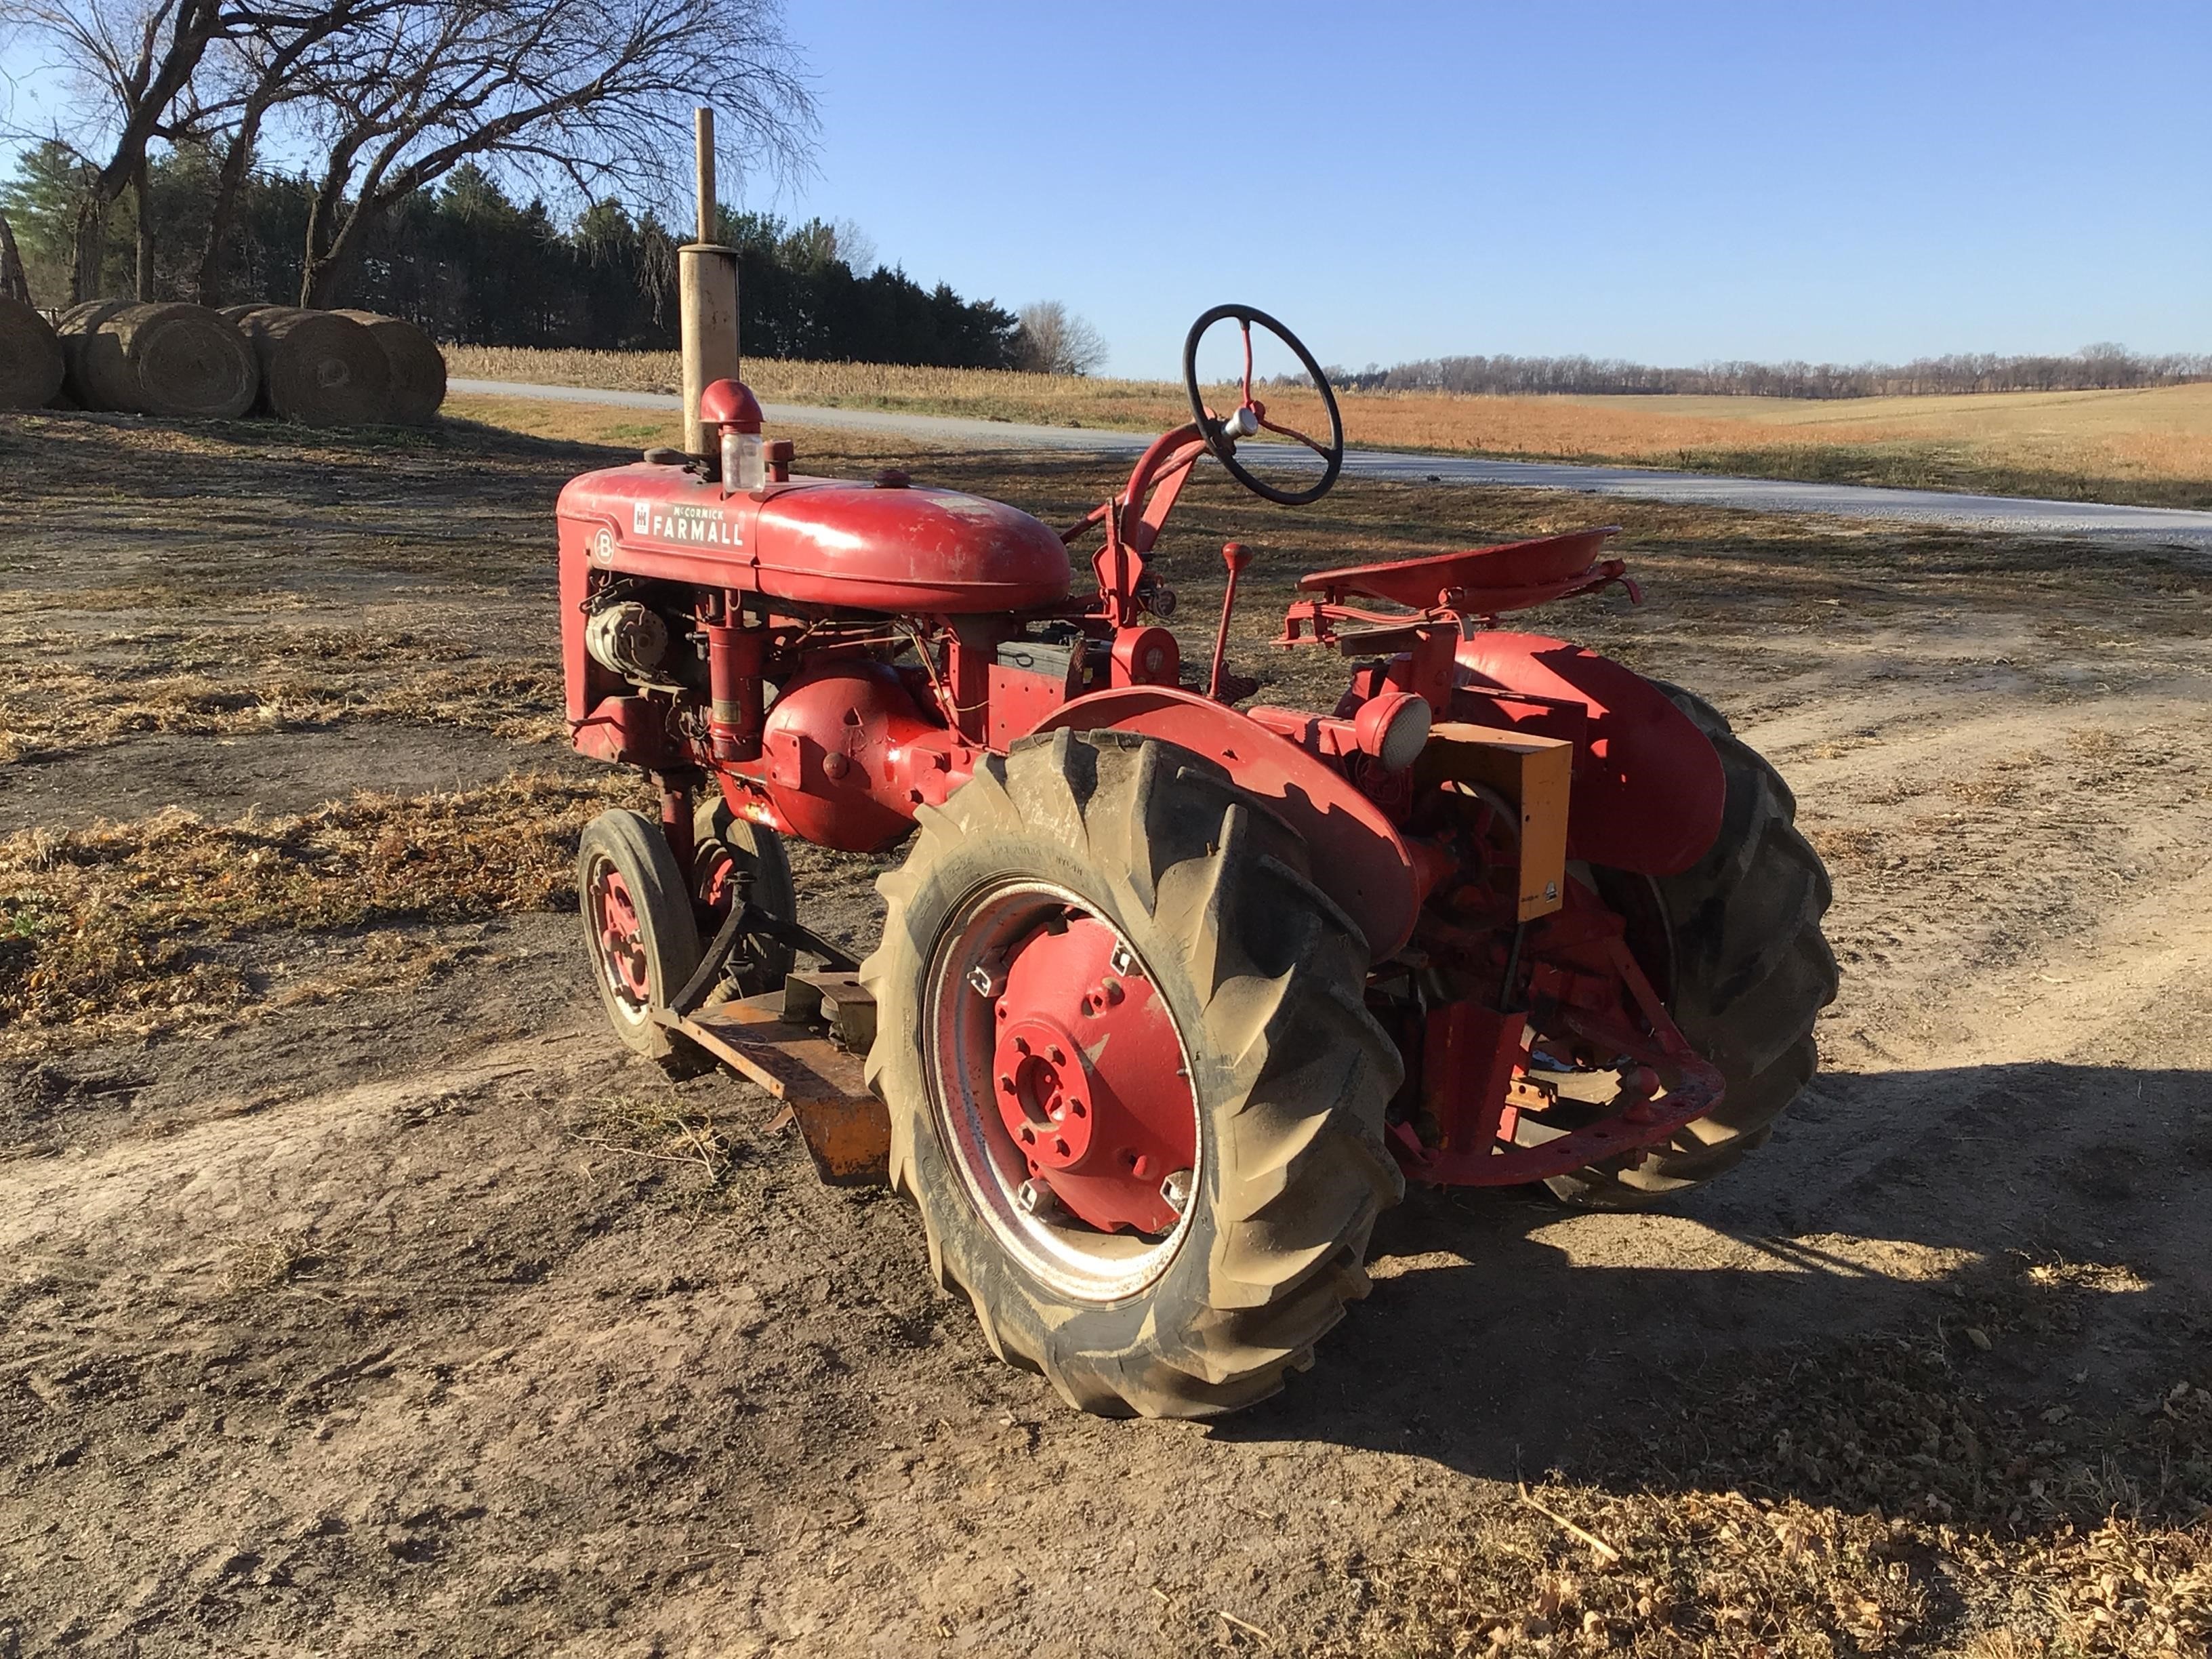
(0, 406, 2207, 1656)
(445, 346, 2212, 510)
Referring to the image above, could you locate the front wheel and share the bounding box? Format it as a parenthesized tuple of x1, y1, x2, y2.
(861, 730, 1404, 1418)
(577, 808, 703, 1068)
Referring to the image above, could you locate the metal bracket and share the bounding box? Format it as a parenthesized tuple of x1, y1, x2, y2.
(672, 901, 861, 1017)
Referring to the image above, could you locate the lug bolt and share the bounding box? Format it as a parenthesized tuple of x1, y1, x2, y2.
(1160, 1168, 1193, 1214)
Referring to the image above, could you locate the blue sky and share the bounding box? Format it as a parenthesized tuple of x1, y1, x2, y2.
(769, 1, 2212, 375)
(7, 1, 2208, 375)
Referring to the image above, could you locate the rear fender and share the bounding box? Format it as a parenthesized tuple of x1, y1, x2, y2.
(1452, 632, 1723, 876)
(1035, 686, 1418, 962)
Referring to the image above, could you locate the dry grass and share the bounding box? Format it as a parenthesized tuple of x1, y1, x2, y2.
(1315, 1326, 2211, 1659)
(0, 644, 565, 766)
(0, 773, 630, 1052)
(576, 1085, 758, 1214)
(443, 350, 2212, 510)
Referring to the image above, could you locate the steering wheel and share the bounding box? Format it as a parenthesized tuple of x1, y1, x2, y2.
(1183, 304, 1345, 507)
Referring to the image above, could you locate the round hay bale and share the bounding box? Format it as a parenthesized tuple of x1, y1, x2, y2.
(232, 306, 390, 425)
(0, 296, 66, 409)
(335, 310, 445, 424)
(117, 304, 258, 417)
(56, 300, 136, 409)
(52, 302, 257, 417)
(55, 300, 125, 329)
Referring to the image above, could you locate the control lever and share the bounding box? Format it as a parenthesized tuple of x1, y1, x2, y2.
(1208, 541, 1252, 701)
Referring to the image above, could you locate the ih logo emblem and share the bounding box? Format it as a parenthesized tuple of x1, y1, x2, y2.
(632, 499, 652, 536)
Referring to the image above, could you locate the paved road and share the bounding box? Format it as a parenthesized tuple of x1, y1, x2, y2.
(449, 377, 2212, 542)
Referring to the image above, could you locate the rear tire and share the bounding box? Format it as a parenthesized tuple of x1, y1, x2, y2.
(577, 808, 703, 1071)
(1545, 684, 1839, 1207)
(862, 729, 1404, 1418)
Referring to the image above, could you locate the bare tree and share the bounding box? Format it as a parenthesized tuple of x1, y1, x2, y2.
(6, 0, 228, 300)
(6, 0, 811, 308)
(829, 216, 875, 275)
(0, 209, 33, 302)
(1012, 300, 1107, 376)
(279, 0, 812, 307)
(171, 0, 395, 303)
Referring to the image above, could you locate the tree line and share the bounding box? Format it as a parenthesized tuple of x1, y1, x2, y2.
(1333, 346, 2212, 400)
(0, 0, 811, 308)
(0, 142, 1030, 365)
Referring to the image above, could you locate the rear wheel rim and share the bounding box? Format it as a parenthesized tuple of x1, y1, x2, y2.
(924, 880, 1200, 1304)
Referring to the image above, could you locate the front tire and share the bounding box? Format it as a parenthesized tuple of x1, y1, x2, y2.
(861, 730, 1404, 1418)
(1546, 686, 1839, 1206)
(577, 808, 703, 1068)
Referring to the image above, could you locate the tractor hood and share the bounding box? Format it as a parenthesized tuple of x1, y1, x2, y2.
(750, 478, 1073, 612)
(558, 464, 1074, 613)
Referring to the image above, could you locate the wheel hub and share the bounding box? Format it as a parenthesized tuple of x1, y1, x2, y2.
(695, 843, 735, 918)
(592, 865, 651, 1008)
(989, 916, 1194, 1235)
(994, 1013, 1094, 1169)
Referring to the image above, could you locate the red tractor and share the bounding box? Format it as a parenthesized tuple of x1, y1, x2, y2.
(557, 306, 1837, 1418)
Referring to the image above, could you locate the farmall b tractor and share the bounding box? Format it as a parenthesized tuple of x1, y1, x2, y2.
(557, 305, 1837, 1418)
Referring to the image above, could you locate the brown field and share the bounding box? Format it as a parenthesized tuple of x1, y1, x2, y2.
(444, 346, 2212, 511)
(2, 403, 2209, 1656)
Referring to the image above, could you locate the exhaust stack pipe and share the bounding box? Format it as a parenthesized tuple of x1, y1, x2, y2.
(680, 105, 741, 460)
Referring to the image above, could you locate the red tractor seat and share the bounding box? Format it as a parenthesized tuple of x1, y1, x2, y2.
(1300, 528, 1622, 616)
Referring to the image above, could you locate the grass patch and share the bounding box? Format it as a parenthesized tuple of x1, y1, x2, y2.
(0, 652, 566, 766)
(0, 772, 630, 1052)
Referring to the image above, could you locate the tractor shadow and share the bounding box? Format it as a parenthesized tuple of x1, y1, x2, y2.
(1212, 1060, 2212, 1512)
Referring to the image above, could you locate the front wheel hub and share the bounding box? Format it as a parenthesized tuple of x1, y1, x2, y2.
(590, 865, 651, 1013)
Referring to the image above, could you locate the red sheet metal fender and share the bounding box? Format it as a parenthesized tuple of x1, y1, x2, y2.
(1454, 632, 1724, 877)
(1034, 687, 1418, 962)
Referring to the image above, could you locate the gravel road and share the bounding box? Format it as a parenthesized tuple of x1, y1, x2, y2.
(449, 375, 2212, 542)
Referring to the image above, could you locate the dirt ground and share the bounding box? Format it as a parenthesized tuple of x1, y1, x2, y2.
(1, 409, 2207, 1658)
